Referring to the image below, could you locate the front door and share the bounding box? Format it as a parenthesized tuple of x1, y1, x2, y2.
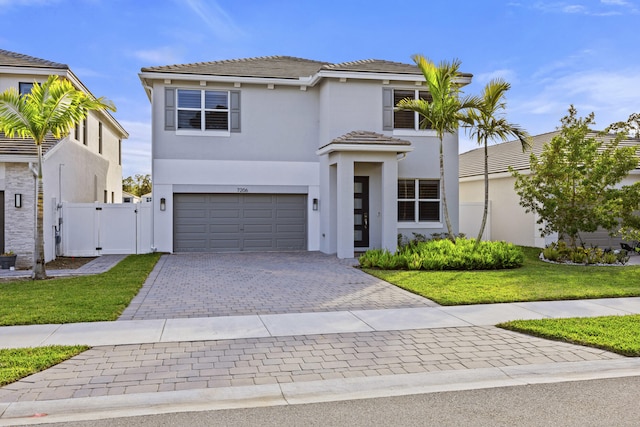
(354, 176, 369, 248)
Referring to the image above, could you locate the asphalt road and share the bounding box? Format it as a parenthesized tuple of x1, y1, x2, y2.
(37, 376, 640, 427)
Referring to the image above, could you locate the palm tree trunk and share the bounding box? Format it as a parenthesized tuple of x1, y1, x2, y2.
(32, 144, 47, 280)
(440, 138, 454, 240)
(475, 139, 489, 247)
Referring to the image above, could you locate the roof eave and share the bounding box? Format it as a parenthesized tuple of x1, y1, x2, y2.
(316, 143, 414, 156)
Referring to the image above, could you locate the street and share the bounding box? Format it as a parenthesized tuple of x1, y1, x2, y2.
(43, 376, 640, 427)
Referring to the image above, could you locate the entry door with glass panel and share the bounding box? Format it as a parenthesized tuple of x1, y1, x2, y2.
(354, 176, 370, 248)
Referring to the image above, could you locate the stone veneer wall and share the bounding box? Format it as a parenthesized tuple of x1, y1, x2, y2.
(5, 163, 35, 269)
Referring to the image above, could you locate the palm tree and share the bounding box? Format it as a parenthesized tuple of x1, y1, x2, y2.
(396, 55, 480, 240)
(464, 78, 530, 246)
(0, 75, 115, 279)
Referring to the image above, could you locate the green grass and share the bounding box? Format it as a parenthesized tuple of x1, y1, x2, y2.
(0, 253, 161, 326)
(364, 247, 640, 305)
(499, 315, 640, 356)
(0, 345, 89, 386)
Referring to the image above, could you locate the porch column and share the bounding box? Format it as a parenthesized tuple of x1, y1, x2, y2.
(381, 157, 398, 253)
(336, 155, 354, 259)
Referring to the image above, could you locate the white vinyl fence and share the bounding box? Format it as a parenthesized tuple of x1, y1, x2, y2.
(61, 203, 152, 257)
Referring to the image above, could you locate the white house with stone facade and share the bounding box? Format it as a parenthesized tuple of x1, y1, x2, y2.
(0, 49, 128, 267)
(140, 56, 472, 258)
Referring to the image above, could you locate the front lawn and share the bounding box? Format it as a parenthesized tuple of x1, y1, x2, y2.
(365, 247, 640, 305)
(0, 253, 161, 326)
(500, 315, 640, 357)
(0, 346, 88, 386)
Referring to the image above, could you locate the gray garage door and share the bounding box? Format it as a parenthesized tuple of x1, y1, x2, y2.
(173, 193, 307, 252)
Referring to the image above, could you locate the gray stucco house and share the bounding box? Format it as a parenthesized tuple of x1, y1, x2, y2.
(139, 56, 472, 258)
(0, 50, 128, 267)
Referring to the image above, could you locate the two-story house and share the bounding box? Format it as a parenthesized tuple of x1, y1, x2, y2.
(0, 49, 128, 267)
(139, 56, 471, 258)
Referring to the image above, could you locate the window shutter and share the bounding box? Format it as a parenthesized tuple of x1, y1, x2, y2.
(230, 90, 241, 132)
(382, 88, 393, 131)
(165, 88, 176, 131)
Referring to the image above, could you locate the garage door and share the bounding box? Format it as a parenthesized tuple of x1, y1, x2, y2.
(173, 193, 307, 252)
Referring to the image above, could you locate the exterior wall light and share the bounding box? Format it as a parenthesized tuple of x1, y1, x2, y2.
(312, 198, 318, 211)
(160, 197, 166, 211)
(14, 193, 22, 208)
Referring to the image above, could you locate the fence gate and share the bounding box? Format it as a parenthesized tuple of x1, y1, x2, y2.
(61, 203, 151, 257)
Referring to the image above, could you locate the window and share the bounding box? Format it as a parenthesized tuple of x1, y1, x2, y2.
(104, 190, 108, 203)
(118, 139, 122, 165)
(164, 88, 240, 133)
(398, 179, 440, 222)
(83, 118, 88, 145)
(19, 82, 33, 95)
(98, 122, 103, 154)
(111, 192, 114, 203)
(177, 89, 229, 131)
(383, 88, 433, 131)
(74, 122, 80, 141)
(393, 90, 432, 130)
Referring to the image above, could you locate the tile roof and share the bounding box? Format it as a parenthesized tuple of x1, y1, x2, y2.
(459, 131, 640, 178)
(322, 59, 423, 75)
(0, 132, 61, 157)
(0, 49, 68, 69)
(141, 56, 329, 79)
(319, 130, 411, 150)
(140, 56, 443, 79)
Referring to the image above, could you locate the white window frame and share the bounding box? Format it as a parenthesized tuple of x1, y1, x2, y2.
(176, 89, 231, 136)
(392, 89, 437, 137)
(397, 179, 442, 226)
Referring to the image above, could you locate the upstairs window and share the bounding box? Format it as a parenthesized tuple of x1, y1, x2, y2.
(165, 88, 240, 133)
(398, 179, 440, 222)
(177, 89, 229, 131)
(19, 82, 33, 95)
(383, 88, 433, 131)
(98, 122, 103, 154)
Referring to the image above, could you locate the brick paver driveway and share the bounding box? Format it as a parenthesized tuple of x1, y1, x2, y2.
(119, 252, 436, 320)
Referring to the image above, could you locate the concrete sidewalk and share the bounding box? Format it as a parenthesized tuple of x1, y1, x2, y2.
(2, 297, 640, 349)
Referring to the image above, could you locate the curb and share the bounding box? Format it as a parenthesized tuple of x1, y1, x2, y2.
(2, 358, 640, 426)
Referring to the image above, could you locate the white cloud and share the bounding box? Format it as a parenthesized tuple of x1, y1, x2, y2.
(515, 67, 640, 134)
(179, 0, 245, 40)
(132, 47, 183, 65)
(474, 69, 519, 85)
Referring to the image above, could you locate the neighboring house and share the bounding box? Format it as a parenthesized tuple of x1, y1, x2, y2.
(459, 131, 640, 248)
(0, 49, 128, 267)
(139, 56, 472, 258)
(123, 191, 141, 203)
(140, 192, 152, 203)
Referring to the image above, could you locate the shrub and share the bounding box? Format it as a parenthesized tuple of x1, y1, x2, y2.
(541, 241, 627, 265)
(359, 238, 524, 271)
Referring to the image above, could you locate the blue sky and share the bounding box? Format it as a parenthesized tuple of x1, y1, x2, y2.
(1, 0, 639, 177)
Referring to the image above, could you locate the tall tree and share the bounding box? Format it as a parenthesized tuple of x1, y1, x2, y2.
(396, 55, 479, 240)
(0, 75, 115, 279)
(511, 106, 638, 248)
(123, 174, 152, 197)
(464, 79, 530, 246)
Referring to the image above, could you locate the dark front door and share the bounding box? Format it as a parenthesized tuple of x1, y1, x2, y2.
(354, 176, 369, 248)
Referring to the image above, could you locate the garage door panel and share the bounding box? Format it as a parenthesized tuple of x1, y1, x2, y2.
(243, 209, 274, 219)
(210, 209, 241, 218)
(174, 193, 306, 252)
(276, 224, 305, 232)
(244, 224, 274, 233)
(175, 224, 208, 233)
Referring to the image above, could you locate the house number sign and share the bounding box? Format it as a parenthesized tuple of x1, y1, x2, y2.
(237, 187, 249, 193)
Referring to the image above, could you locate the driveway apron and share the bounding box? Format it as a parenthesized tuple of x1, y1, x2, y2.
(119, 252, 437, 320)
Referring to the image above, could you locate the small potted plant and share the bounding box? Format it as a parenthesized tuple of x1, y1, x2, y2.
(0, 250, 17, 269)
